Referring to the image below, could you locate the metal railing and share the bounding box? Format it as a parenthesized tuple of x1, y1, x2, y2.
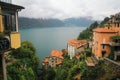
(110, 42, 120, 46)
(104, 57, 120, 67)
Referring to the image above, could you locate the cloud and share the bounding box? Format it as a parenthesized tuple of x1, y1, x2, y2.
(12, 0, 120, 20)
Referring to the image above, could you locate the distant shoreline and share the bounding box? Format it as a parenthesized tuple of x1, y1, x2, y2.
(19, 25, 87, 30)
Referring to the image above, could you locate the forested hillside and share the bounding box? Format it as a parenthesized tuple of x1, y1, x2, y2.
(18, 17, 65, 29)
(77, 17, 109, 40)
(18, 17, 96, 29)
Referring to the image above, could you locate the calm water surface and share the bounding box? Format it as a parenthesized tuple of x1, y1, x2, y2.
(20, 26, 86, 62)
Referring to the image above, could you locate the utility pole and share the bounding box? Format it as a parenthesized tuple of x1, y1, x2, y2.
(0, 51, 7, 80)
(0, 37, 10, 80)
(2, 53, 7, 80)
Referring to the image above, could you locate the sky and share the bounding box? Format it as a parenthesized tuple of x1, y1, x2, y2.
(12, 0, 120, 20)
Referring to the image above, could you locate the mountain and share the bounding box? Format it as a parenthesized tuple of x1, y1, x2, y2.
(18, 17, 98, 29)
(64, 17, 95, 27)
(18, 17, 65, 29)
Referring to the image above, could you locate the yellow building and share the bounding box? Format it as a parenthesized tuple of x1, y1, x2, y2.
(0, 1, 24, 49)
(0, 1, 24, 80)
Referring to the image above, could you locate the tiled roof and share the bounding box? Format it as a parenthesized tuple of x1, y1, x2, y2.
(67, 39, 87, 48)
(93, 28, 118, 33)
(50, 50, 64, 59)
(56, 61, 62, 65)
(76, 55, 80, 59)
(43, 57, 50, 63)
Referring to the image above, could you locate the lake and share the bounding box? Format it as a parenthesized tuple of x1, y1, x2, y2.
(20, 26, 86, 62)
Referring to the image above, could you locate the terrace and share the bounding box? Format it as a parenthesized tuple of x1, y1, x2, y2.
(110, 36, 120, 46)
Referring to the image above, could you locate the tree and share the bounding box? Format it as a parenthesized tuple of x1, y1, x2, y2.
(80, 54, 85, 61)
(99, 17, 109, 27)
(20, 75, 26, 80)
(77, 21, 99, 40)
(21, 41, 36, 54)
(82, 60, 105, 80)
(85, 49, 92, 57)
(43, 68, 56, 80)
(54, 68, 68, 80)
(79, 61, 87, 76)
(7, 41, 39, 80)
(89, 21, 99, 31)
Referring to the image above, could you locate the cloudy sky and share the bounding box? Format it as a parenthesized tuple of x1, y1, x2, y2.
(12, 0, 120, 20)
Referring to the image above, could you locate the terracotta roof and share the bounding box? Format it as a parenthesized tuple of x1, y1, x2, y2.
(50, 50, 64, 59)
(43, 57, 50, 63)
(67, 39, 87, 48)
(56, 61, 62, 65)
(93, 28, 118, 33)
(76, 55, 80, 59)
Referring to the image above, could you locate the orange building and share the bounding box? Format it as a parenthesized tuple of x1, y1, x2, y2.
(92, 13, 120, 59)
(42, 50, 64, 69)
(42, 57, 50, 70)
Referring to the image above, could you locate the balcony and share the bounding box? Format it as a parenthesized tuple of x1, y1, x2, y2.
(110, 36, 120, 46)
(114, 51, 120, 54)
(102, 49, 106, 52)
(109, 42, 120, 46)
(10, 32, 21, 49)
(0, 32, 21, 51)
(114, 51, 120, 60)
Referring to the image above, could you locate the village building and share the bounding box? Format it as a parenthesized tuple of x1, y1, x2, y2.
(42, 57, 50, 70)
(0, 1, 24, 49)
(0, 1, 24, 79)
(42, 50, 64, 69)
(92, 13, 120, 60)
(67, 39, 88, 59)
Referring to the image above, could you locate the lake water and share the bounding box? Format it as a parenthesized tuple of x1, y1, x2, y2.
(20, 26, 86, 62)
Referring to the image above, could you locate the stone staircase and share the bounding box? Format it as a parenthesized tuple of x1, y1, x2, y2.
(91, 56, 98, 65)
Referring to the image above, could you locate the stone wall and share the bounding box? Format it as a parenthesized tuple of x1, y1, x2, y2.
(104, 58, 120, 77)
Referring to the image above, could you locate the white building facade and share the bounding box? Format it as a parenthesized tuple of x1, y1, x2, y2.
(67, 39, 87, 59)
(68, 44, 76, 59)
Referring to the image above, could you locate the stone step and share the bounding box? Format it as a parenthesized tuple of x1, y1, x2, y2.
(91, 56, 98, 65)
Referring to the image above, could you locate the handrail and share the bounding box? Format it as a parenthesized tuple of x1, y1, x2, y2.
(104, 57, 120, 66)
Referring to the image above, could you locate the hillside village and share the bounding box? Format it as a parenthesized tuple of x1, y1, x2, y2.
(42, 12, 120, 80)
(0, 0, 120, 80)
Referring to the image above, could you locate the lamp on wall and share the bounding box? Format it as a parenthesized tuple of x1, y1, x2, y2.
(0, 36, 10, 52)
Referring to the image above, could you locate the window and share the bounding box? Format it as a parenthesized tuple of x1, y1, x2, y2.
(102, 45, 105, 49)
(52, 60, 54, 62)
(11, 15, 16, 31)
(118, 23, 119, 27)
(2, 14, 16, 32)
